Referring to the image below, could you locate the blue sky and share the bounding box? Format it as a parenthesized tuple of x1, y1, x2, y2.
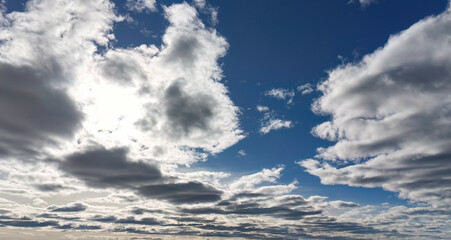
(0, 0, 450, 239)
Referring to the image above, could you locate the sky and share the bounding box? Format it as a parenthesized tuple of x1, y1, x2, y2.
(0, 0, 450, 239)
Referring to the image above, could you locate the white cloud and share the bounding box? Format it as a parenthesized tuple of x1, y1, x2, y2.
(265, 88, 295, 104)
(260, 119, 293, 134)
(229, 167, 283, 191)
(256, 105, 269, 112)
(194, 0, 206, 9)
(238, 150, 247, 156)
(126, 0, 157, 12)
(297, 83, 314, 95)
(349, 0, 377, 7)
(301, 7, 451, 207)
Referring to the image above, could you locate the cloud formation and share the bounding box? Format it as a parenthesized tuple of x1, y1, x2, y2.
(301, 7, 451, 207)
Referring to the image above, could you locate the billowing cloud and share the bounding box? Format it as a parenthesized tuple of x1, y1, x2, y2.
(300, 7, 451, 207)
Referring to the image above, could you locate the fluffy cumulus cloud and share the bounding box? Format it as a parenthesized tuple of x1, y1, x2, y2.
(300, 6, 451, 208)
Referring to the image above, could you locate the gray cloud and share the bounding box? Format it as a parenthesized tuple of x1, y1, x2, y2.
(61, 146, 162, 188)
(163, 36, 201, 69)
(138, 181, 222, 204)
(33, 183, 66, 192)
(61, 146, 223, 204)
(0, 217, 59, 228)
(182, 194, 321, 220)
(0, 63, 82, 159)
(164, 80, 216, 137)
(114, 216, 161, 226)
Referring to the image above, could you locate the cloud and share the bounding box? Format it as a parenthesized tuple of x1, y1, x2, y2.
(238, 150, 247, 156)
(0, 218, 59, 228)
(0, 0, 115, 160)
(297, 83, 314, 95)
(349, 0, 377, 7)
(137, 181, 222, 204)
(265, 88, 295, 104)
(0, 60, 82, 160)
(77, 2, 244, 164)
(49, 203, 87, 212)
(126, 0, 157, 12)
(33, 184, 66, 192)
(61, 146, 162, 188)
(256, 105, 269, 112)
(260, 119, 293, 134)
(0, 0, 243, 167)
(300, 7, 451, 207)
(229, 167, 284, 191)
(60, 145, 223, 204)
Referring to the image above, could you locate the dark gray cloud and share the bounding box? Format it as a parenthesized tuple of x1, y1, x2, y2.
(90, 215, 117, 223)
(37, 213, 80, 221)
(54, 223, 101, 230)
(49, 203, 87, 212)
(34, 183, 67, 192)
(61, 146, 223, 204)
(0, 62, 82, 159)
(163, 35, 201, 68)
(138, 181, 222, 204)
(0, 217, 59, 228)
(182, 194, 321, 220)
(114, 216, 161, 225)
(164, 80, 216, 137)
(61, 146, 162, 188)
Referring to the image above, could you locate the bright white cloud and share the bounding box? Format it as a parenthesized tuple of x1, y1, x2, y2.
(301, 7, 451, 207)
(229, 167, 283, 191)
(260, 119, 293, 134)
